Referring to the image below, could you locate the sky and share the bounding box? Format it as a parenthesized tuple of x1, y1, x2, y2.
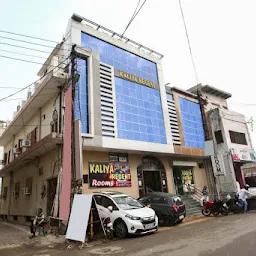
(0, 0, 256, 146)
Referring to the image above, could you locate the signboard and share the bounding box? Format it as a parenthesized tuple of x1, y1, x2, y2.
(211, 154, 225, 176)
(114, 69, 159, 89)
(109, 153, 128, 163)
(181, 169, 195, 193)
(231, 148, 256, 162)
(89, 162, 132, 188)
(66, 194, 92, 242)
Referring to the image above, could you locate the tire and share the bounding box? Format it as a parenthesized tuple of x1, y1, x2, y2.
(220, 207, 229, 216)
(212, 210, 220, 216)
(202, 209, 211, 217)
(115, 220, 128, 239)
(177, 219, 184, 224)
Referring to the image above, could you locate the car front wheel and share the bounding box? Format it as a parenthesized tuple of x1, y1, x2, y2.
(115, 220, 128, 239)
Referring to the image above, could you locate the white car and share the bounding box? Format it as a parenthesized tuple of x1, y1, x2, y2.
(93, 191, 158, 239)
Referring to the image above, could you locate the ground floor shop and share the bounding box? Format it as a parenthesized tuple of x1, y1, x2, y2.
(82, 151, 210, 199)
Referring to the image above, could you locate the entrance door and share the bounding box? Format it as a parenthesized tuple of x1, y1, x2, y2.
(143, 170, 162, 194)
(47, 177, 58, 216)
(173, 167, 194, 195)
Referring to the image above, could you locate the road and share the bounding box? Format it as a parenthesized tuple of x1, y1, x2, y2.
(1, 213, 256, 255)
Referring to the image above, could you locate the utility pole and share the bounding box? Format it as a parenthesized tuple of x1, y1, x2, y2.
(196, 85, 218, 198)
(70, 45, 77, 203)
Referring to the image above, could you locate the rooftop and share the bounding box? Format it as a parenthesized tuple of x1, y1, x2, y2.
(187, 84, 232, 99)
(71, 13, 164, 60)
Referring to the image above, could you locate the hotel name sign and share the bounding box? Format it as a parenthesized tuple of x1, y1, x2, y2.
(114, 69, 159, 90)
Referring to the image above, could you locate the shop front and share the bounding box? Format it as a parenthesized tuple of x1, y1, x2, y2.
(82, 151, 174, 198)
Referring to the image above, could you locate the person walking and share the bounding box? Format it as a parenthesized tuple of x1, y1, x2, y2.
(237, 184, 255, 213)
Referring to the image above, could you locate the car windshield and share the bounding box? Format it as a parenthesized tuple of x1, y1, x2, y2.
(113, 196, 144, 210)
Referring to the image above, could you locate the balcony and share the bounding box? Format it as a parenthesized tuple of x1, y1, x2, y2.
(0, 133, 62, 175)
(0, 69, 68, 146)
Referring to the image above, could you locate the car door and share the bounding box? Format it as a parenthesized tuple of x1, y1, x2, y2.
(99, 196, 119, 223)
(149, 195, 168, 218)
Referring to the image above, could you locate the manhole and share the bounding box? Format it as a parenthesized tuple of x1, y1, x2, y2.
(88, 246, 123, 255)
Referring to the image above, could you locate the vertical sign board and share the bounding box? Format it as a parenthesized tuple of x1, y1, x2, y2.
(66, 194, 93, 242)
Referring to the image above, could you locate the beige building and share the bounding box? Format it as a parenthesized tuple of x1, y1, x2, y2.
(0, 45, 67, 223)
(0, 14, 211, 222)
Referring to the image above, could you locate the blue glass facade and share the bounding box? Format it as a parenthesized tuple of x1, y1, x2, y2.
(179, 97, 204, 148)
(80, 32, 167, 144)
(74, 58, 89, 133)
(81, 33, 158, 83)
(115, 78, 166, 144)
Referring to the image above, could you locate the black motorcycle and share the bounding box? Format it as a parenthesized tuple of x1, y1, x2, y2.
(226, 194, 243, 214)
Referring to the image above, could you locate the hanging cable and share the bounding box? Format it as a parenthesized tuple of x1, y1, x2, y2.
(122, 0, 147, 37)
(0, 56, 70, 102)
(178, 0, 199, 85)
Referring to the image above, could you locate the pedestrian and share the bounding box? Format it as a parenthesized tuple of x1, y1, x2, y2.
(30, 208, 45, 238)
(237, 184, 255, 213)
(201, 185, 209, 206)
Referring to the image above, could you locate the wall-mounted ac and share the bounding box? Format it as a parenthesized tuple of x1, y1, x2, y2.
(22, 187, 31, 195)
(21, 140, 31, 148)
(12, 148, 21, 154)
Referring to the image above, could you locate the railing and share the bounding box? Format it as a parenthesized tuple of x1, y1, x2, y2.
(145, 186, 154, 194)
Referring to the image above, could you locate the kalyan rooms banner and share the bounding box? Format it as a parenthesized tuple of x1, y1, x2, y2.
(89, 162, 132, 188)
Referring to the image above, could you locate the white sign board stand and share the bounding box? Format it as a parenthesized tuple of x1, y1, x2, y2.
(66, 194, 93, 242)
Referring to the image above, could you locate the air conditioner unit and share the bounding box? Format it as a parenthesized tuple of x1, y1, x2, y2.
(23, 187, 31, 195)
(21, 140, 31, 148)
(12, 148, 21, 154)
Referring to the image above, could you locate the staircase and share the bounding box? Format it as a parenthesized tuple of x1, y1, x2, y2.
(180, 194, 202, 216)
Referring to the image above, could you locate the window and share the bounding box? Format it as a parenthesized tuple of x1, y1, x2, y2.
(51, 121, 58, 133)
(151, 196, 168, 204)
(94, 195, 102, 205)
(26, 177, 33, 194)
(229, 131, 247, 145)
(3, 187, 8, 200)
(14, 182, 20, 198)
(101, 196, 116, 209)
(215, 130, 224, 144)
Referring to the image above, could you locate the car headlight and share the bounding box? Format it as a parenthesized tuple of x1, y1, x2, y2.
(125, 214, 141, 220)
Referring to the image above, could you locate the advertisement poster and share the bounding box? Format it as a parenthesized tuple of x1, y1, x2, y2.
(181, 169, 195, 193)
(89, 162, 132, 188)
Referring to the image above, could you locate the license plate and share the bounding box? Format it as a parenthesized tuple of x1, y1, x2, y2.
(145, 223, 155, 229)
(179, 215, 184, 220)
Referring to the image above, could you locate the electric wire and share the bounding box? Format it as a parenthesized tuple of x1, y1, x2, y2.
(0, 48, 48, 60)
(0, 29, 59, 44)
(0, 54, 66, 68)
(0, 56, 70, 102)
(178, 0, 199, 85)
(121, 0, 147, 37)
(0, 35, 56, 49)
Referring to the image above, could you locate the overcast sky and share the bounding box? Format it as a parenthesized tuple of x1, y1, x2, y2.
(0, 0, 256, 146)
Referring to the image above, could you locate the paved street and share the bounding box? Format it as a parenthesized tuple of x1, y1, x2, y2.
(2, 213, 256, 255)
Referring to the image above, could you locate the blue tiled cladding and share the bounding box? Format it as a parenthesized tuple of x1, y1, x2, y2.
(74, 58, 89, 133)
(115, 77, 166, 144)
(179, 97, 205, 148)
(81, 33, 158, 83)
(166, 94, 173, 101)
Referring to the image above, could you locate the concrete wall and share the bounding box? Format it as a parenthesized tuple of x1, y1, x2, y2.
(0, 148, 60, 219)
(202, 92, 228, 111)
(3, 97, 59, 164)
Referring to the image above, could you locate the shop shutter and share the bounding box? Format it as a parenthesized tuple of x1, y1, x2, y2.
(167, 95, 181, 145)
(99, 62, 116, 138)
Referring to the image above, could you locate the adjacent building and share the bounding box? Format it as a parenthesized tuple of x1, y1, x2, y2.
(189, 85, 255, 195)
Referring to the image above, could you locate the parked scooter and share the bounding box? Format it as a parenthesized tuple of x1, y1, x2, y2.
(226, 194, 243, 214)
(202, 199, 229, 216)
(102, 217, 114, 240)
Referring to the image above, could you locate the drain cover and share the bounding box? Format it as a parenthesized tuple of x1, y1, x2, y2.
(89, 246, 123, 255)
